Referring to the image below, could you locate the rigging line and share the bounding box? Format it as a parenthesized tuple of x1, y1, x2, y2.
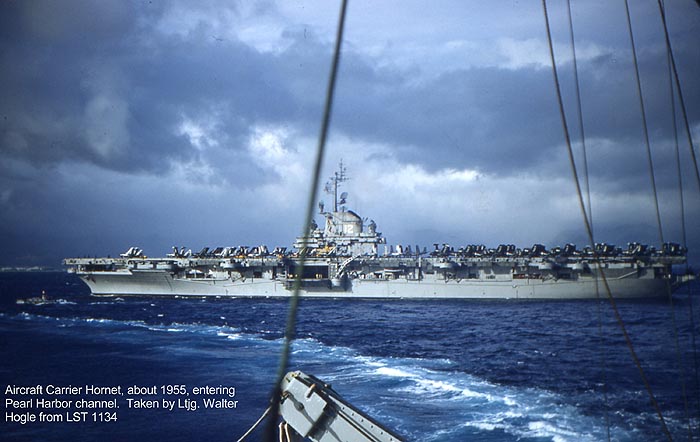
(627, 0, 694, 431)
(656, 0, 700, 196)
(657, 0, 700, 421)
(564, 2, 609, 439)
(565, 0, 593, 230)
(658, 0, 700, 424)
(623, 0, 665, 246)
(564, 3, 611, 439)
(235, 405, 272, 442)
(634, 0, 697, 438)
(663, 4, 696, 439)
(262, 1, 349, 441)
(541, 1, 673, 440)
(665, 1, 700, 430)
(672, 84, 697, 442)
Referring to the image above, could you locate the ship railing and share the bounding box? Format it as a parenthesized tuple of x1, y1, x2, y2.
(335, 255, 358, 278)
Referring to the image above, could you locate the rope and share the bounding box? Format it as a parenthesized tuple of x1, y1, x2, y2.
(235, 405, 272, 442)
(564, 0, 593, 229)
(661, 4, 695, 439)
(655, 0, 700, 196)
(626, 0, 697, 437)
(658, 0, 700, 424)
(673, 59, 700, 423)
(541, 1, 672, 439)
(263, 1, 349, 441)
(563, 3, 612, 439)
(662, 2, 700, 437)
(278, 422, 298, 442)
(622, 0, 665, 245)
(564, 2, 609, 439)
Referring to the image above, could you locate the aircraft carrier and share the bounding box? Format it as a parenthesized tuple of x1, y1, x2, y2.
(64, 164, 689, 300)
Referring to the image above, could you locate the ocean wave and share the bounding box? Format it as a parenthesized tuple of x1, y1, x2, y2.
(286, 344, 614, 442)
(4, 311, 248, 341)
(374, 366, 417, 378)
(14, 298, 76, 306)
(282, 336, 592, 439)
(0, 307, 635, 442)
(525, 420, 586, 442)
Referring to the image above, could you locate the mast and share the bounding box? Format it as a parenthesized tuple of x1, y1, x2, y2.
(325, 160, 348, 212)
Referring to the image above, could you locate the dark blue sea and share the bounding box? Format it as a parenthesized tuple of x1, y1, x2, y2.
(1, 272, 699, 441)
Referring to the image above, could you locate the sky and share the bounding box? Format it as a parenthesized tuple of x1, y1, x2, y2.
(1, 0, 699, 268)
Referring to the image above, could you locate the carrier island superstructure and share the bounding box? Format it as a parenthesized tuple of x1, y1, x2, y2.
(64, 164, 689, 299)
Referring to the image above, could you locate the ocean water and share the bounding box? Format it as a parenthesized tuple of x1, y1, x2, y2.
(1, 272, 699, 442)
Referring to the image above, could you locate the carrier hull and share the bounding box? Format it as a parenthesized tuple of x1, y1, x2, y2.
(75, 267, 675, 300)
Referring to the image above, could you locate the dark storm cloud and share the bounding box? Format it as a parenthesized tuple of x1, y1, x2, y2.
(0, 0, 331, 183)
(0, 0, 698, 267)
(0, 0, 331, 265)
(2, 0, 697, 182)
(327, 7, 700, 196)
(1, 1, 136, 162)
(333, 65, 559, 172)
(331, 53, 695, 185)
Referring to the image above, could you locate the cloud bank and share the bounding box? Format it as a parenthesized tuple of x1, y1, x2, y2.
(0, 0, 698, 266)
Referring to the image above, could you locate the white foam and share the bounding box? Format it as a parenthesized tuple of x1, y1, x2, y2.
(503, 395, 517, 406)
(410, 378, 466, 398)
(526, 420, 582, 442)
(460, 387, 491, 399)
(465, 421, 501, 431)
(359, 359, 385, 367)
(375, 366, 418, 378)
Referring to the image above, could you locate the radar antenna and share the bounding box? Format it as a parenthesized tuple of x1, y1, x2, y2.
(325, 159, 349, 212)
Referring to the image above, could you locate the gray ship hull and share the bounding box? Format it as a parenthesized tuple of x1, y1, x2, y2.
(78, 269, 671, 300)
